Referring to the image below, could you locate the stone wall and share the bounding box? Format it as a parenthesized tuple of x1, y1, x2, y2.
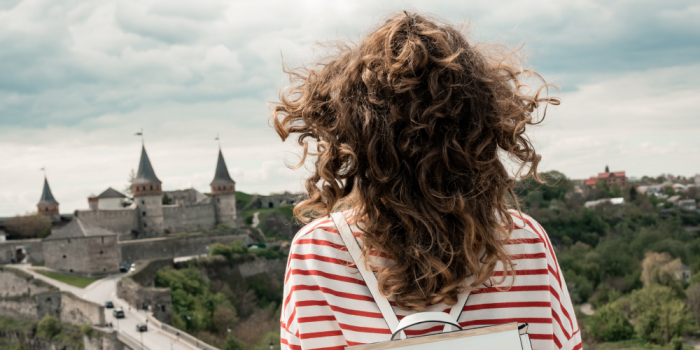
(129, 258, 173, 287)
(0, 239, 44, 264)
(0, 266, 56, 297)
(43, 235, 121, 277)
(192, 255, 287, 284)
(75, 209, 138, 235)
(116, 278, 172, 324)
(264, 213, 304, 239)
(162, 203, 217, 233)
(118, 230, 255, 263)
(83, 329, 124, 350)
(60, 292, 105, 326)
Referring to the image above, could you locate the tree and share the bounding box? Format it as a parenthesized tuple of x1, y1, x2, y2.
(585, 301, 634, 342)
(630, 285, 696, 344)
(213, 305, 239, 334)
(641, 252, 683, 288)
(687, 284, 700, 324)
(223, 334, 245, 350)
(629, 186, 637, 202)
(37, 315, 61, 339)
(605, 165, 610, 173)
(3, 213, 52, 239)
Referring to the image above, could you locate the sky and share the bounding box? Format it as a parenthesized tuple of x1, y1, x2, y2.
(1, 0, 699, 216)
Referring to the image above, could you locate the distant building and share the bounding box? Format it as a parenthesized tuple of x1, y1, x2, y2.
(667, 195, 681, 204)
(678, 199, 697, 211)
(695, 174, 700, 185)
(584, 169, 627, 189)
(584, 197, 625, 208)
(37, 177, 60, 222)
(678, 264, 692, 283)
(43, 218, 120, 276)
(672, 184, 688, 192)
(73, 145, 240, 237)
(97, 187, 127, 210)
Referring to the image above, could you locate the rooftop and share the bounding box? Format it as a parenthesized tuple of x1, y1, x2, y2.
(97, 187, 127, 199)
(132, 145, 162, 185)
(210, 148, 236, 186)
(44, 217, 118, 241)
(37, 176, 59, 206)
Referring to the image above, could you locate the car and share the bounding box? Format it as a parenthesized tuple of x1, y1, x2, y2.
(105, 301, 113, 308)
(119, 264, 129, 273)
(113, 308, 125, 318)
(136, 323, 147, 332)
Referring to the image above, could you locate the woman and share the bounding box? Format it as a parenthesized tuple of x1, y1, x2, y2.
(272, 12, 581, 350)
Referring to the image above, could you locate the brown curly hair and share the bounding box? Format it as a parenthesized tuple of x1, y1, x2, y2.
(271, 12, 559, 311)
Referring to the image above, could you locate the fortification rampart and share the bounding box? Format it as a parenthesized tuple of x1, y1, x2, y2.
(116, 259, 173, 324)
(0, 267, 104, 326)
(0, 239, 44, 264)
(75, 209, 138, 235)
(162, 203, 217, 233)
(118, 230, 255, 263)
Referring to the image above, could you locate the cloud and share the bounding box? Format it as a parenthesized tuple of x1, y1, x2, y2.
(0, 0, 698, 215)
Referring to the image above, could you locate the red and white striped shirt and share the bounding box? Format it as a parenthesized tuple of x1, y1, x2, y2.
(281, 211, 582, 350)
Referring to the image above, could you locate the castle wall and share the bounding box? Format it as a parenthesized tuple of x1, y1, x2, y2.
(0, 267, 55, 297)
(118, 231, 254, 263)
(75, 209, 138, 235)
(0, 239, 44, 264)
(60, 292, 105, 326)
(162, 203, 216, 233)
(43, 236, 120, 277)
(213, 193, 238, 228)
(135, 195, 164, 235)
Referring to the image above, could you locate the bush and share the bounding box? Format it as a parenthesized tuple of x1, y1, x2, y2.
(223, 334, 245, 350)
(585, 302, 634, 342)
(630, 284, 696, 344)
(80, 323, 93, 336)
(252, 330, 280, 350)
(36, 315, 61, 339)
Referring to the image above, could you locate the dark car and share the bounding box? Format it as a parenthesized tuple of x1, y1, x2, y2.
(119, 264, 129, 273)
(113, 308, 125, 319)
(105, 301, 114, 309)
(136, 323, 147, 332)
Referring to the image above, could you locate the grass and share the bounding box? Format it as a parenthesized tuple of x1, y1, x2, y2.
(242, 205, 296, 241)
(597, 338, 695, 350)
(32, 263, 45, 267)
(236, 191, 255, 210)
(34, 269, 100, 288)
(0, 315, 35, 331)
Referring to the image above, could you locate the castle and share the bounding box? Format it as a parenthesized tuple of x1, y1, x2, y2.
(38, 144, 240, 238)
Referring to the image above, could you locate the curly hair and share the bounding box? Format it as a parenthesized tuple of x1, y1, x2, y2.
(271, 12, 559, 311)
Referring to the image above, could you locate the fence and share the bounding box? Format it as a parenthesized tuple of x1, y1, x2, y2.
(117, 331, 148, 350)
(146, 312, 220, 350)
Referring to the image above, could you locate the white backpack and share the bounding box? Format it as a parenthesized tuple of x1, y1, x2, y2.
(330, 212, 533, 350)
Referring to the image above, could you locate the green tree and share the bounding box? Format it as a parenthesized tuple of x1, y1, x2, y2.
(630, 285, 696, 344)
(36, 315, 61, 339)
(605, 165, 610, 173)
(223, 334, 245, 350)
(585, 301, 634, 342)
(80, 324, 93, 336)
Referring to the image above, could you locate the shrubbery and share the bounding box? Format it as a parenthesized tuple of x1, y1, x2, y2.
(585, 301, 634, 342)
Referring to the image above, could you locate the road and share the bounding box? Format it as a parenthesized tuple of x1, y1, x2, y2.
(16, 264, 196, 350)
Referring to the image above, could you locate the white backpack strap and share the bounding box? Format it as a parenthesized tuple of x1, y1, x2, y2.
(330, 212, 407, 340)
(444, 289, 470, 332)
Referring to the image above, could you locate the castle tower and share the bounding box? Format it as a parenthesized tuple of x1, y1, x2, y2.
(210, 148, 238, 228)
(87, 194, 98, 210)
(130, 145, 164, 235)
(37, 176, 60, 222)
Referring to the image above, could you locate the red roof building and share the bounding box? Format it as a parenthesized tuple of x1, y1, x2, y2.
(585, 171, 627, 188)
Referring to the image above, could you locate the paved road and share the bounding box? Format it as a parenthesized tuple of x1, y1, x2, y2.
(15, 264, 195, 350)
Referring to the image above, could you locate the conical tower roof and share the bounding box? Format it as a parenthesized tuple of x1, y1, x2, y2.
(38, 176, 59, 206)
(132, 144, 162, 185)
(210, 148, 236, 186)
